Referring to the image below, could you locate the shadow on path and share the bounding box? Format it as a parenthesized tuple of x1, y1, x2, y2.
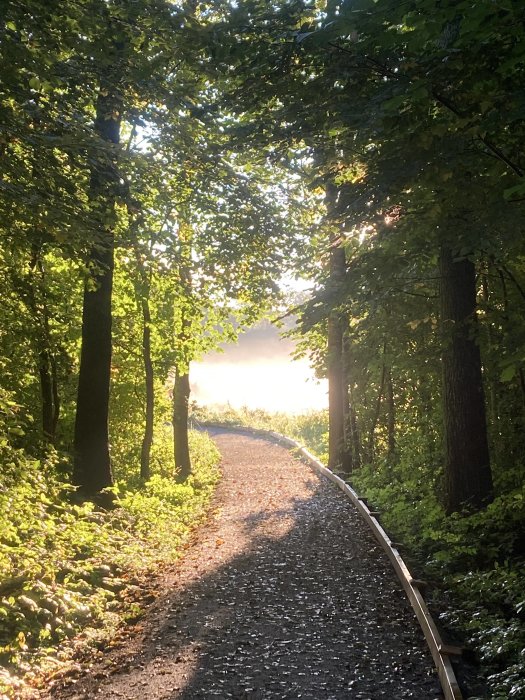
(49, 433, 442, 700)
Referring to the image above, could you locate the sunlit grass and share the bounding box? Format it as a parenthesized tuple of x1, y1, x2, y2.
(0, 430, 220, 698)
(193, 403, 329, 464)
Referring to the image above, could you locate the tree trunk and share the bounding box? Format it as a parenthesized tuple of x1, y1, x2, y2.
(132, 243, 155, 483)
(326, 184, 350, 472)
(328, 308, 346, 470)
(73, 234, 114, 495)
(25, 247, 60, 444)
(39, 257, 60, 442)
(327, 274, 353, 472)
(367, 344, 387, 464)
(349, 400, 361, 470)
(173, 369, 191, 482)
(173, 230, 193, 482)
(140, 295, 154, 482)
(73, 85, 122, 498)
(439, 245, 493, 513)
(341, 330, 354, 473)
(386, 367, 396, 461)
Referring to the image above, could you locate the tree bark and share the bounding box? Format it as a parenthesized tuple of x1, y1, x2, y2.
(132, 244, 155, 483)
(367, 354, 386, 464)
(173, 369, 191, 482)
(73, 85, 122, 498)
(439, 245, 493, 513)
(349, 399, 361, 470)
(140, 294, 154, 482)
(341, 330, 355, 473)
(328, 307, 347, 471)
(386, 367, 396, 461)
(326, 184, 350, 472)
(38, 256, 60, 442)
(173, 230, 193, 482)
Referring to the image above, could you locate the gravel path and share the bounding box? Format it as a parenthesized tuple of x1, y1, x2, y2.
(46, 430, 443, 699)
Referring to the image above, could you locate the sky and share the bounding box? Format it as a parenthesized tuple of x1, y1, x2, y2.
(190, 319, 328, 414)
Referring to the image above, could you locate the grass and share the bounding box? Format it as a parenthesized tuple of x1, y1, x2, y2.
(192, 404, 329, 464)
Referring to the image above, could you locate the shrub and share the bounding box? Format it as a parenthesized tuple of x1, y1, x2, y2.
(0, 426, 220, 697)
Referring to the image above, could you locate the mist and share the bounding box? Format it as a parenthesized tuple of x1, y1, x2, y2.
(191, 320, 327, 414)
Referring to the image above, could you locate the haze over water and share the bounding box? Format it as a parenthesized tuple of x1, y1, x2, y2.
(191, 321, 327, 414)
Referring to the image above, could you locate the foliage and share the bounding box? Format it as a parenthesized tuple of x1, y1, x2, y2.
(0, 426, 219, 697)
(351, 460, 525, 698)
(2, 0, 525, 697)
(217, 2, 525, 689)
(1, 0, 305, 690)
(193, 404, 329, 464)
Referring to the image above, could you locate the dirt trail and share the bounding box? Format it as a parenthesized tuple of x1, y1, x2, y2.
(44, 430, 443, 699)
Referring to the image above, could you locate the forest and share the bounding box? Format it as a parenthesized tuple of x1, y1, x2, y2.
(1, 0, 524, 698)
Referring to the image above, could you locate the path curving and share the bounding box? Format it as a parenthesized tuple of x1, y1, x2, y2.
(46, 430, 443, 699)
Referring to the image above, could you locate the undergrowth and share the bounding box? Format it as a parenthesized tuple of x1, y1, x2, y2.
(352, 462, 525, 700)
(0, 414, 220, 698)
(198, 404, 525, 700)
(192, 404, 329, 464)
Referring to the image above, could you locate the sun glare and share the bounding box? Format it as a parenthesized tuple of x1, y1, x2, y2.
(191, 358, 327, 414)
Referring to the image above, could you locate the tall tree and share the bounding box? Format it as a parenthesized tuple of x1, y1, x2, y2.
(325, 184, 350, 472)
(173, 370, 191, 482)
(73, 48, 123, 496)
(173, 224, 193, 481)
(439, 244, 493, 512)
(132, 244, 155, 482)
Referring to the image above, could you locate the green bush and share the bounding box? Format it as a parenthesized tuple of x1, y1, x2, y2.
(352, 461, 525, 699)
(193, 404, 329, 462)
(0, 424, 220, 697)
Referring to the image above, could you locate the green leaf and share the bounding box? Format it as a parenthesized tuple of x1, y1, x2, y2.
(383, 94, 407, 112)
(500, 365, 516, 382)
(503, 181, 525, 201)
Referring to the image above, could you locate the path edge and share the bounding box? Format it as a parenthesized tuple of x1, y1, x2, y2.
(198, 421, 463, 700)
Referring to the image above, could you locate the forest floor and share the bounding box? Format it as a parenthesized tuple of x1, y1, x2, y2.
(38, 429, 443, 699)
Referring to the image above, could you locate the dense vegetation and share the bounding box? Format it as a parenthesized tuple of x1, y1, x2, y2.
(2, 0, 525, 698)
(0, 425, 220, 696)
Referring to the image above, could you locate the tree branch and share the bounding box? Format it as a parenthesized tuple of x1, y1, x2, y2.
(326, 42, 524, 178)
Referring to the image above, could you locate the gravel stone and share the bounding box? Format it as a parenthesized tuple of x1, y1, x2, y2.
(44, 430, 443, 699)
